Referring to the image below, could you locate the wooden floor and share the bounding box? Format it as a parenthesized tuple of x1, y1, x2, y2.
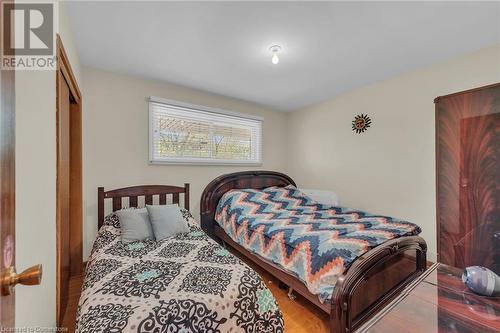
(61, 274, 85, 333)
(60, 261, 330, 333)
(251, 260, 330, 333)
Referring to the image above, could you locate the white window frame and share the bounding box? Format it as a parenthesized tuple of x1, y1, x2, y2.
(149, 96, 263, 166)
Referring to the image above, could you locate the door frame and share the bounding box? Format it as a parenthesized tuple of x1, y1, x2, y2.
(0, 47, 16, 330)
(56, 34, 82, 324)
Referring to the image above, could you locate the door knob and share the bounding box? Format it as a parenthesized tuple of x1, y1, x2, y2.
(1, 264, 42, 296)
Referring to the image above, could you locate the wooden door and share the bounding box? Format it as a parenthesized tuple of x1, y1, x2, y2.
(459, 113, 500, 273)
(56, 74, 71, 323)
(55, 35, 83, 325)
(0, 55, 16, 328)
(0, 3, 43, 326)
(436, 83, 500, 274)
(0, 61, 41, 330)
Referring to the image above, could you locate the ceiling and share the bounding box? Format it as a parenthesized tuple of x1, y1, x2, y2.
(66, 1, 500, 111)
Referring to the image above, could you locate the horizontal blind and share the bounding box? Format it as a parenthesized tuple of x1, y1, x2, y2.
(150, 100, 262, 164)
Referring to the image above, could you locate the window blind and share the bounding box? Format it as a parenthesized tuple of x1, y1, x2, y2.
(149, 98, 262, 165)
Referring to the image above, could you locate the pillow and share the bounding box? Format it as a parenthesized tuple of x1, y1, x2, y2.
(116, 208, 155, 243)
(258, 184, 297, 192)
(299, 188, 340, 206)
(262, 184, 297, 192)
(146, 204, 189, 240)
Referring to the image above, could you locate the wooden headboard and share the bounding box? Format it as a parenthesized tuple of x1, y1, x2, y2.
(98, 184, 190, 229)
(200, 171, 295, 239)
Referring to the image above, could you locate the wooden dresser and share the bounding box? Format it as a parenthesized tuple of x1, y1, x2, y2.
(358, 263, 500, 333)
(435, 83, 500, 274)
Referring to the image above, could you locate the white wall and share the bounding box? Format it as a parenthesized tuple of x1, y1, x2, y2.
(287, 45, 500, 260)
(82, 68, 288, 258)
(15, 70, 57, 327)
(58, 1, 82, 86)
(15, 1, 81, 327)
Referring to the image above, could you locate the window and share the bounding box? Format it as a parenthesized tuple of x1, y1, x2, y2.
(149, 97, 263, 165)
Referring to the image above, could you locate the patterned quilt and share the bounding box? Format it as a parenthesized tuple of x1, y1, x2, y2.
(76, 209, 284, 333)
(215, 185, 421, 303)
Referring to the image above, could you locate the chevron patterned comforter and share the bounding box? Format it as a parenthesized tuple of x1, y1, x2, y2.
(215, 185, 421, 303)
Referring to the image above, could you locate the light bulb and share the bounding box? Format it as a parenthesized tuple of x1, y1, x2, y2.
(271, 52, 279, 65)
(269, 45, 282, 65)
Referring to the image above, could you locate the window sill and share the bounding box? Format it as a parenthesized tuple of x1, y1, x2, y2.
(149, 160, 263, 167)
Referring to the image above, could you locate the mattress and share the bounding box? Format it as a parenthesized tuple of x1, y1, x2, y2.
(215, 185, 421, 302)
(76, 209, 284, 333)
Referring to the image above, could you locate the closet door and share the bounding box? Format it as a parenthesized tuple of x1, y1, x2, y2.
(436, 83, 500, 274)
(56, 73, 71, 323)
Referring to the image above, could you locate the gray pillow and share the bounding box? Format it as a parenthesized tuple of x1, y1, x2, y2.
(116, 208, 154, 243)
(146, 204, 189, 240)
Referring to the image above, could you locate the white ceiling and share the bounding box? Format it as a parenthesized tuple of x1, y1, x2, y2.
(66, 1, 500, 111)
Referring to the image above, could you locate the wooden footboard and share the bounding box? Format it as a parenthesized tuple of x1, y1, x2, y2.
(201, 171, 427, 333)
(331, 236, 427, 333)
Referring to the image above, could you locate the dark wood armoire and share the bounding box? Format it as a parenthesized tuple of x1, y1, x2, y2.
(436, 83, 500, 274)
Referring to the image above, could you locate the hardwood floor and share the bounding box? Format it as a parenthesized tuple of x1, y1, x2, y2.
(257, 264, 330, 333)
(59, 261, 330, 333)
(60, 274, 84, 333)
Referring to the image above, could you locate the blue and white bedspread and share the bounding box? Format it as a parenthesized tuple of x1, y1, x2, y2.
(76, 209, 284, 333)
(215, 185, 421, 303)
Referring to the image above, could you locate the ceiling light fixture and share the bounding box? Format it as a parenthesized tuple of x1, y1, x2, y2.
(269, 45, 281, 65)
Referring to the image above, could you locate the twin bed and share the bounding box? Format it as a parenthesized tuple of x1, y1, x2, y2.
(77, 184, 284, 332)
(77, 171, 427, 333)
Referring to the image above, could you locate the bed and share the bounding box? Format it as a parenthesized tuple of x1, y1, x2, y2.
(75, 184, 284, 333)
(201, 171, 427, 333)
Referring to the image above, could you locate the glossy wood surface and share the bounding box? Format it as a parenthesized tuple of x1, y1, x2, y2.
(436, 83, 500, 274)
(366, 264, 500, 333)
(0, 41, 16, 327)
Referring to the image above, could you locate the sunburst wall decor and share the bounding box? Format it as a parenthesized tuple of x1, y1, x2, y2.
(352, 114, 372, 134)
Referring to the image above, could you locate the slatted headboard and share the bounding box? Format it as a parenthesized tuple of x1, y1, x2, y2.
(97, 184, 190, 229)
